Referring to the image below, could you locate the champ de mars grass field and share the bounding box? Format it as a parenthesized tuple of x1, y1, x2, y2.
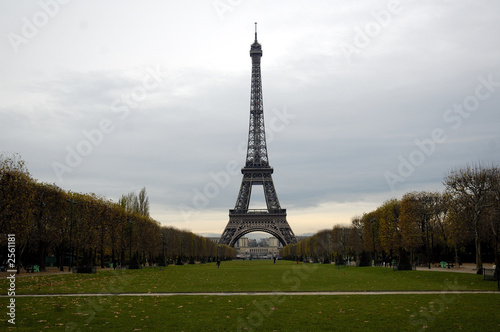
(1, 260, 499, 331)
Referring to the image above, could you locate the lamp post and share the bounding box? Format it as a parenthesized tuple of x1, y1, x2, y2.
(177, 234, 184, 265)
(127, 219, 133, 265)
(496, 265, 499, 291)
(35, 200, 46, 270)
(342, 227, 347, 264)
(67, 199, 77, 271)
(422, 198, 431, 269)
(370, 218, 376, 266)
(162, 228, 166, 266)
(425, 213, 430, 269)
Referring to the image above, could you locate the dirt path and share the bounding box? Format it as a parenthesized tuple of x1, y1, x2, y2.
(415, 263, 495, 274)
(1, 263, 493, 279)
(2, 290, 498, 298)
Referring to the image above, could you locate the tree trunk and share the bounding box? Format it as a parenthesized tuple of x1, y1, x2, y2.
(38, 241, 46, 271)
(100, 246, 104, 268)
(475, 229, 482, 270)
(491, 218, 499, 267)
(494, 233, 499, 267)
(57, 245, 64, 271)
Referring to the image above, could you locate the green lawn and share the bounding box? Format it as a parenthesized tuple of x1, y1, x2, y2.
(2, 260, 499, 331)
(3, 294, 500, 331)
(2, 260, 497, 294)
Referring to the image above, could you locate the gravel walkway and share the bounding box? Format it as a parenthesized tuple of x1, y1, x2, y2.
(3, 290, 498, 298)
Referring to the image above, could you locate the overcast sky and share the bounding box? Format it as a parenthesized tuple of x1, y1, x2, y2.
(1, 1, 499, 236)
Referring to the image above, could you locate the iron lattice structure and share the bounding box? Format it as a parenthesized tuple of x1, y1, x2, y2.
(219, 24, 297, 247)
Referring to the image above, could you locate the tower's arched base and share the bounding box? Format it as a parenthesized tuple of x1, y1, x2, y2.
(219, 209, 297, 247)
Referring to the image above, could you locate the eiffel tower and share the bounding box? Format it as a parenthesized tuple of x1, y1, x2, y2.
(219, 24, 297, 247)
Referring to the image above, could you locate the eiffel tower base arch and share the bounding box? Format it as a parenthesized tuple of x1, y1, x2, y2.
(219, 209, 297, 247)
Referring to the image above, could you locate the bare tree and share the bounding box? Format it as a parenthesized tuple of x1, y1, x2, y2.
(486, 167, 500, 266)
(350, 216, 364, 261)
(138, 187, 149, 217)
(119, 187, 149, 217)
(444, 164, 498, 270)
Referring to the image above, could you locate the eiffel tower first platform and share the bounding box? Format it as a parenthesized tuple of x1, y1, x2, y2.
(219, 24, 297, 247)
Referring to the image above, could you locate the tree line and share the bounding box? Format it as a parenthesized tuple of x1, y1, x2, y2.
(281, 164, 500, 270)
(0, 154, 235, 271)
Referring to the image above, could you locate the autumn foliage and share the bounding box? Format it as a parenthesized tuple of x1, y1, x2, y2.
(282, 164, 500, 269)
(0, 154, 235, 271)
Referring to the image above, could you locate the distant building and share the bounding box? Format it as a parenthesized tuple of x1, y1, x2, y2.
(207, 237, 220, 243)
(205, 235, 283, 259)
(235, 236, 282, 259)
(237, 237, 248, 247)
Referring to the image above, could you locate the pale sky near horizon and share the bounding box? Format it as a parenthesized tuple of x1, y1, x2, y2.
(1, 1, 499, 236)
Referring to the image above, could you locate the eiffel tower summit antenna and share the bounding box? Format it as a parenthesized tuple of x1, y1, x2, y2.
(219, 25, 297, 247)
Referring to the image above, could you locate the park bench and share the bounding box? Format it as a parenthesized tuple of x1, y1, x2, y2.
(335, 262, 346, 269)
(24, 265, 40, 273)
(439, 261, 455, 268)
(483, 268, 498, 281)
(393, 264, 416, 271)
(74, 266, 97, 274)
(356, 261, 372, 267)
